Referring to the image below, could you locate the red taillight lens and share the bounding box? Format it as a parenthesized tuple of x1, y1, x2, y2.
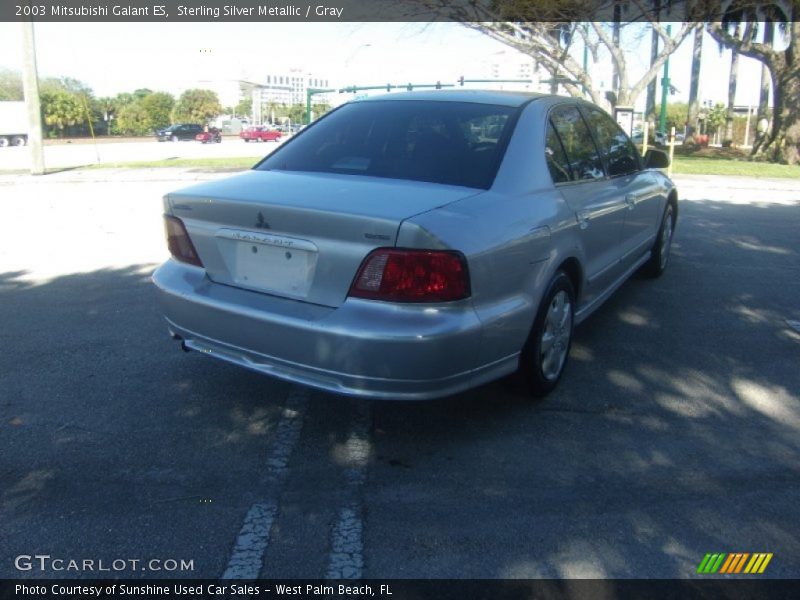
(349, 249, 470, 303)
(164, 215, 203, 267)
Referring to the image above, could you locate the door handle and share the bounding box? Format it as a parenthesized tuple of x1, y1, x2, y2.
(625, 193, 637, 209)
(577, 211, 589, 229)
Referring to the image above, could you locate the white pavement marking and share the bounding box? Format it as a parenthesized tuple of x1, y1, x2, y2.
(222, 388, 308, 579)
(326, 402, 372, 580)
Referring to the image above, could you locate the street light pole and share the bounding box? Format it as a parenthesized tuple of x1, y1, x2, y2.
(21, 20, 44, 175)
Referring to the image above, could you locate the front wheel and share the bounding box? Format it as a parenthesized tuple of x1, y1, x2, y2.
(642, 203, 675, 278)
(171, 135, 179, 142)
(520, 271, 575, 397)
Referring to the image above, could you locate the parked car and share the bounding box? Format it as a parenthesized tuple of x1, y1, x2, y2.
(655, 131, 684, 146)
(195, 128, 222, 144)
(156, 124, 203, 142)
(240, 126, 282, 142)
(153, 91, 677, 400)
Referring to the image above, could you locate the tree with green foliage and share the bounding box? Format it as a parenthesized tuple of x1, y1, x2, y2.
(234, 97, 252, 118)
(664, 102, 690, 134)
(311, 103, 332, 120)
(706, 103, 728, 136)
(114, 91, 175, 135)
(172, 89, 221, 124)
(94, 96, 117, 134)
(36, 76, 96, 137)
(287, 103, 306, 124)
(140, 92, 174, 130)
(113, 92, 137, 108)
(0, 68, 23, 101)
(40, 89, 84, 136)
(708, 2, 799, 163)
(116, 102, 147, 135)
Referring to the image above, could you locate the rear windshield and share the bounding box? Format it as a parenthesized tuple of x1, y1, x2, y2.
(255, 100, 518, 189)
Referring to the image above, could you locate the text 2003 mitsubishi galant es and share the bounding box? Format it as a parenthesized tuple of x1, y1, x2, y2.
(153, 91, 677, 400)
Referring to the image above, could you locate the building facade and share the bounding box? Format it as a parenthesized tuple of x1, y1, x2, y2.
(260, 70, 332, 105)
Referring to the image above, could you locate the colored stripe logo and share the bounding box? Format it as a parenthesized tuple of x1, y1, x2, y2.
(697, 553, 773, 574)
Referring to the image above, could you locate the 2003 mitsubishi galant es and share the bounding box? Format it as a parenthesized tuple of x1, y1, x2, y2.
(153, 91, 677, 400)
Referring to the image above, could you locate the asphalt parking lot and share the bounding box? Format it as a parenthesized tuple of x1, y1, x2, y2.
(1, 170, 798, 580)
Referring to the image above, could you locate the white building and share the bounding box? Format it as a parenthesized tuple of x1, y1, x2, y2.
(260, 69, 332, 105)
(474, 50, 549, 94)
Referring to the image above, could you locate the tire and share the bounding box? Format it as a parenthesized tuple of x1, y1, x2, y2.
(11, 136, 26, 147)
(0, 137, 9, 148)
(641, 203, 675, 278)
(519, 271, 575, 397)
(244, 138, 250, 142)
(171, 135, 179, 142)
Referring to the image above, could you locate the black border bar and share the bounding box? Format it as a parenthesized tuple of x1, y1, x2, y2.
(2, 579, 800, 600)
(1, 0, 775, 23)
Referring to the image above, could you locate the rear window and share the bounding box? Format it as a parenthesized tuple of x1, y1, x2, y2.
(256, 100, 518, 189)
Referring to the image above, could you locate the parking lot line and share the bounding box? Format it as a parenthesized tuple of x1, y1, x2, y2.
(326, 402, 372, 580)
(222, 388, 308, 579)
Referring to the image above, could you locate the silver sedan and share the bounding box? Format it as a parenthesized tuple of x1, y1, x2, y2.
(153, 91, 677, 400)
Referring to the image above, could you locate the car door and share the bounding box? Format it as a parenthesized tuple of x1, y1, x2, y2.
(546, 104, 627, 303)
(580, 106, 663, 270)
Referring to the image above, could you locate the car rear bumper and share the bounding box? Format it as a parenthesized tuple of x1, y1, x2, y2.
(152, 260, 517, 400)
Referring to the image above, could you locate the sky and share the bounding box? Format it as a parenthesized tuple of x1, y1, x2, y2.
(0, 21, 769, 112)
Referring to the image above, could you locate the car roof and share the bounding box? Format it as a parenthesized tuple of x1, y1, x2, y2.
(359, 89, 553, 107)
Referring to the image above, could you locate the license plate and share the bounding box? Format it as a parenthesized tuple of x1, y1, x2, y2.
(215, 229, 318, 298)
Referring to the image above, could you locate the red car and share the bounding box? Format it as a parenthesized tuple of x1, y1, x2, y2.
(240, 126, 282, 142)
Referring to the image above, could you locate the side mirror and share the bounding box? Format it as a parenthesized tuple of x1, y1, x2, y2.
(644, 148, 670, 169)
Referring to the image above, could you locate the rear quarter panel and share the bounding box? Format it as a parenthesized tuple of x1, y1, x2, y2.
(400, 100, 585, 369)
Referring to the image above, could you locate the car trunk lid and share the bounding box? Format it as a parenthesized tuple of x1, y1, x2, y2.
(167, 169, 480, 307)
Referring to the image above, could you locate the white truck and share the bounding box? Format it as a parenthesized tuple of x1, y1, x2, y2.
(0, 101, 28, 147)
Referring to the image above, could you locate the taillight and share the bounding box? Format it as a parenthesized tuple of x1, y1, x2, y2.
(349, 248, 470, 302)
(164, 215, 203, 267)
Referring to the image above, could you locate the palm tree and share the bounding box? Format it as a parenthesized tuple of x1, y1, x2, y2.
(686, 25, 704, 136)
(720, 6, 745, 144)
(708, 2, 797, 163)
(756, 19, 774, 142)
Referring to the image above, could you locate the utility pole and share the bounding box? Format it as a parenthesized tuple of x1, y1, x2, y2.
(21, 20, 45, 175)
(658, 24, 671, 136)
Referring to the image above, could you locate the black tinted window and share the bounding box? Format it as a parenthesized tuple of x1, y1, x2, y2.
(549, 106, 605, 181)
(545, 121, 573, 184)
(256, 100, 518, 189)
(582, 107, 640, 177)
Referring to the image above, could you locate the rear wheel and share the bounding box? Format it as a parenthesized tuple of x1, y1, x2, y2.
(642, 203, 675, 278)
(520, 271, 575, 397)
(11, 136, 26, 147)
